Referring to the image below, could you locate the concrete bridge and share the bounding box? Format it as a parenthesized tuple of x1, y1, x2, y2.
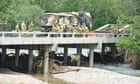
(0, 32, 117, 45)
(0, 32, 120, 75)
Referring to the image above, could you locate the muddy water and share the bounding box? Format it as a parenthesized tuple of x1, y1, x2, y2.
(32, 74, 75, 84)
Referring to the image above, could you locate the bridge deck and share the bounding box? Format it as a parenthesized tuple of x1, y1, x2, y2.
(0, 32, 118, 45)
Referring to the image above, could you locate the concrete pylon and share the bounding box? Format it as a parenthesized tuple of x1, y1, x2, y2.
(124, 49, 128, 63)
(77, 47, 82, 66)
(111, 45, 117, 59)
(15, 48, 20, 67)
(1, 47, 6, 67)
(64, 46, 68, 65)
(28, 49, 33, 73)
(89, 48, 94, 67)
(44, 48, 49, 76)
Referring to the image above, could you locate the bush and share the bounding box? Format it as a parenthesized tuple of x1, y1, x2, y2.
(71, 54, 80, 63)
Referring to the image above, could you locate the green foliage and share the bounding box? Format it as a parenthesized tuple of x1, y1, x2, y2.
(116, 36, 132, 49)
(16, 5, 43, 23)
(117, 16, 134, 24)
(129, 17, 140, 52)
(116, 16, 140, 53)
(71, 54, 80, 63)
(33, 27, 41, 31)
(0, 0, 139, 31)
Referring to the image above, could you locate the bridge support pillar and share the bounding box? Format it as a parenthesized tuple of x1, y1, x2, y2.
(44, 47, 49, 76)
(101, 45, 105, 63)
(124, 49, 128, 63)
(111, 45, 117, 59)
(28, 49, 33, 73)
(64, 46, 68, 65)
(89, 48, 94, 67)
(15, 48, 20, 67)
(77, 47, 82, 66)
(39, 48, 45, 57)
(1, 47, 6, 67)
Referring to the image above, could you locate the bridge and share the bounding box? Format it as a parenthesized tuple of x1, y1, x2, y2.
(0, 32, 121, 75)
(0, 32, 120, 75)
(0, 24, 130, 75)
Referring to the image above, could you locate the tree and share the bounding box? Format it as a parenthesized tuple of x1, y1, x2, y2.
(0, 0, 139, 30)
(15, 5, 43, 23)
(116, 17, 140, 69)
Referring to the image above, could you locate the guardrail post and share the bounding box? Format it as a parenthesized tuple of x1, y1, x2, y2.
(83, 33, 86, 38)
(48, 33, 50, 38)
(103, 33, 106, 38)
(72, 33, 75, 38)
(18, 32, 21, 38)
(60, 33, 63, 38)
(112, 33, 115, 38)
(2, 32, 4, 38)
(33, 33, 36, 38)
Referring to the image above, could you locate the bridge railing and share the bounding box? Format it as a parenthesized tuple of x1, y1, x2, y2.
(0, 32, 116, 38)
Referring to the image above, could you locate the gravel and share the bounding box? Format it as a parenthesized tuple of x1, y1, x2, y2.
(53, 66, 140, 84)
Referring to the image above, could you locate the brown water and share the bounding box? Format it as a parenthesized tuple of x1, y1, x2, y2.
(32, 74, 75, 84)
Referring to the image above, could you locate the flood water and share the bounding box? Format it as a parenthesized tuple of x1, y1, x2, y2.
(95, 64, 140, 77)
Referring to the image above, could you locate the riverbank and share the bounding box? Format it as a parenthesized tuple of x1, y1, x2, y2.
(0, 68, 48, 84)
(53, 66, 140, 84)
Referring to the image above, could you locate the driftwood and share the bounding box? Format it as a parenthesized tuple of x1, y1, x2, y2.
(53, 59, 64, 65)
(51, 68, 80, 74)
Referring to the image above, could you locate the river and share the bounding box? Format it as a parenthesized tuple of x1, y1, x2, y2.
(95, 63, 140, 77)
